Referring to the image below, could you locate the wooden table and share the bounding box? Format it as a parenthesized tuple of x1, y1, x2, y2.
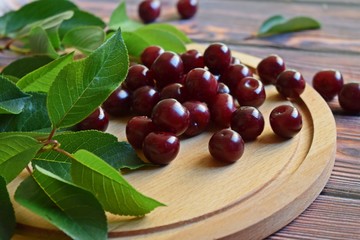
(2, 0, 360, 239)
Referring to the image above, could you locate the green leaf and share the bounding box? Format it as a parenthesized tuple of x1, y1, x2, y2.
(4, 0, 78, 35)
(0, 75, 31, 114)
(257, 16, 321, 37)
(0, 11, 14, 37)
(72, 150, 164, 216)
(0, 135, 42, 184)
(15, 166, 107, 240)
(33, 131, 148, 181)
(28, 26, 59, 58)
(62, 26, 105, 55)
(143, 23, 192, 44)
(123, 27, 186, 58)
(0, 92, 51, 132)
(47, 30, 129, 129)
(1, 55, 54, 79)
(109, 1, 143, 32)
(46, 26, 62, 50)
(0, 176, 16, 240)
(59, 9, 105, 38)
(17, 53, 74, 93)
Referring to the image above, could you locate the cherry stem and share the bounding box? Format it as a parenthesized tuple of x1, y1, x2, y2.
(47, 127, 57, 141)
(54, 146, 75, 160)
(26, 165, 33, 175)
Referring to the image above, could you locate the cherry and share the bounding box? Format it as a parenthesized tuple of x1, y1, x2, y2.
(219, 64, 253, 92)
(276, 69, 306, 99)
(270, 105, 303, 138)
(182, 101, 210, 137)
(140, 45, 165, 69)
(138, 0, 161, 23)
(151, 98, 190, 136)
(126, 116, 158, 149)
(143, 132, 180, 165)
(180, 49, 204, 73)
(256, 54, 286, 85)
(177, 0, 198, 19)
(151, 51, 184, 89)
(338, 83, 360, 114)
(204, 43, 232, 75)
(132, 86, 160, 116)
(124, 64, 154, 91)
(210, 93, 236, 128)
(233, 77, 266, 107)
(76, 107, 109, 132)
(231, 56, 241, 65)
(217, 82, 230, 94)
(185, 68, 218, 103)
(231, 106, 264, 141)
(312, 69, 344, 101)
(102, 86, 131, 117)
(160, 83, 187, 103)
(208, 129, 244, 164)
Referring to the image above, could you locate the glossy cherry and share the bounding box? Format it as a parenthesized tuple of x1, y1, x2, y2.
(138, 0, 161, 23)
(256, 54, 286, 85)
(204, 43, 232, 75)
(208, 129, 245, 164)
(76, 107, 109, 132)
(151, 51, 184, 89)
(219, 64, 253, 92)
(338, 83, 360, 114)
(270, 105, 303, 138)
(233, 77, 266, 107)
(151, 98, 190, 136)
(210, 93, 236, 128)
(312, 69, 344, 101)
(160, 83, 188, 103)
(143, 132, 180, 165)
(102, 86, 131, 117)
(124, 64, 154, 91)
(182, 101, 210, 137)
(217, 82, 230, 94)
(132, 86, 160, 116)
(140, 45, 165, 69)
(231, 106, 264, 141)
(185, 68, 218, 103)
(276, 69, 306, 99)
(126, 116, 158, 149)
(180, 49, 205, 73)
(177, 0, 198, 19)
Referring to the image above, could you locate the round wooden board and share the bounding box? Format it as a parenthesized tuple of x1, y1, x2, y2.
(11, 44, 336, 240)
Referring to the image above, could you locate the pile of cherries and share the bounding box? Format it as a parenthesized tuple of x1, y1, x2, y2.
(138, 0, 198, 23)
(76, 42, 318, 165)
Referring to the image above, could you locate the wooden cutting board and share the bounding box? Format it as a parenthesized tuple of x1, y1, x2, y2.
(11, 44, 336, 240)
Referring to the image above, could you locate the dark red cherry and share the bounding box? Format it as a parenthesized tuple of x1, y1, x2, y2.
(140, 45, 165, 69)
(312, 69, 344, 101)
(204, 43, 232, 75)
(210, 93, 236, 128)
(102, 86, 131, 117)
(126, 116, 158, 149)
(233, 77, 266, 107)
(231, 56, 241, 65)
(276, 69, 306, 99)
(217, 82, 230, 94)
(185, 68, 218, 103)
(138, 0, 161, 23)
(132, 86, 160, 116)
(143, 132, 180, 165)
(338, 83, 360, 114)
(257, 54, 286, 85)
(124, 64, 154, 91)
(231, 106, 264, 141)
(151, 98, 190, 136)
(219, 64, 253, 92)
(208, 129, 244, 164)
(151, 51, 184, 89)
(180, 49, 205, 73)
(76, 107, 109, 132)
(270, 105, 303, 138)
(182, 101, 210, 137)
(176, 0, 198, 19)
(160, 83, 187, 103)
